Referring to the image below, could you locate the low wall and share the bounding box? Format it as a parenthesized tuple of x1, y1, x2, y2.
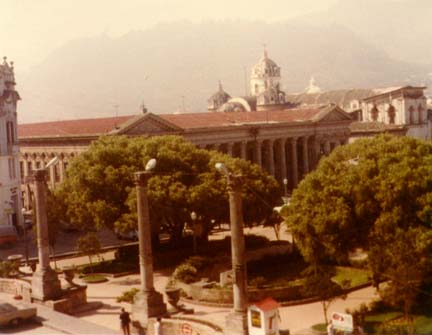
(147, 317, 223, 335)
(0, 277, 32, 302)
(43, 286, 88, 314)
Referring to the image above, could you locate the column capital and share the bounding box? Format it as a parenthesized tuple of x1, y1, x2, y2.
(134, 171, 152, 186)
(33, 169, 47, 182)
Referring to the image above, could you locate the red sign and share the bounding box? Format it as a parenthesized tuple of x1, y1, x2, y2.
(181, 323, 192, 335)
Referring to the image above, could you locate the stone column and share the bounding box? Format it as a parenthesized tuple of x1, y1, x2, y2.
(291, 138, 298, 188)
(240, 141, 247, 160)
(59, 159, 65, 183)
(132, 171, 167, 326)
(225, 174, 248, 335)
(324, 140, 331, 155)
(31, 169, 61, 301)
(227, 142, 234, 157)
(267, 139, 275, 176)
(255, 140, 262, 167)
(302, 137, 309, 175)
(49, 165, 55, 188)
(279, 138, 287, 182)
(314, 137, 321, 168)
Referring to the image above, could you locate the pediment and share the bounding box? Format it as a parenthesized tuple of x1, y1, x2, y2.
(314, 106, 353, 123)
(113, 113, 183, 136)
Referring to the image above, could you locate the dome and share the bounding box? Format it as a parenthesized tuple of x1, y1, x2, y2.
(251, 49, 281, 79)
(218, 101, 247, 113)
(257, 86, 285, 106)
(208, 81, 231, 111)
(305, 76, 322, 94)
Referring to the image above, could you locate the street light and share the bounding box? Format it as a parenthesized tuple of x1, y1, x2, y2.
(190, 211, 198, 254)
(21, 207, 29, 265)
(215, 162, 248, 335)
(282, 178, 290, 205)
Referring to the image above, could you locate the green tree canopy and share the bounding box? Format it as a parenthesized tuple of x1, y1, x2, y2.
(58, 135, 280, 240)
(283, 135, 432, 322)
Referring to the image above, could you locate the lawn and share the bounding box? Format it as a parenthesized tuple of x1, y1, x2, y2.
(332, 266, 371, 288)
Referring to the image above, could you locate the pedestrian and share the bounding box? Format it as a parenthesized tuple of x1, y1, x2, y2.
(119, 308, 131, 335)
(154, 317, 162, 335)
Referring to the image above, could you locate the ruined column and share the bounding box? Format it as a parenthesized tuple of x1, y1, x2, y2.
(132, 171, 167, 326)
(225, 174, 248, 335)
(31, 169, 61, 301)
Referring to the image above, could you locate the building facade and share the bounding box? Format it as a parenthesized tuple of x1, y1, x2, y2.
(0, 57, 22, 226)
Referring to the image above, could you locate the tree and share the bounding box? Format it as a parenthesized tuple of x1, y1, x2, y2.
(301, 265, 346, 325)
(57, 135, 280, 243)
(76, 232, 101, 271)
(283, 135, 432, 326)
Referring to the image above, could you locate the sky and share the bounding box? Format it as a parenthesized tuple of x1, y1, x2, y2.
(1, 0, 340, 72)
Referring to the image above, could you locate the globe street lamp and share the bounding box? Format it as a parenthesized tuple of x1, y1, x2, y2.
(132, 158, 167, 326)
(215, 162, 248, 335)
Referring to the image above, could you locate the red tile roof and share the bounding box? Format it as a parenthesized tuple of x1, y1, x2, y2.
(252, 297, 281, 312)
(160, 109, 321, 129)
(18, 115, 135, 138)
(18, 108, 325, 138)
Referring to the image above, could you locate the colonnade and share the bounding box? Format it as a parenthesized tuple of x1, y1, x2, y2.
(202, 134, 346, 189)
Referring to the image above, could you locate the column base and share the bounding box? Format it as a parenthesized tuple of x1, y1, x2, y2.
(225, 311, 248, 335)
(31, 267, 62, 301)
(132, 289, 167, 326)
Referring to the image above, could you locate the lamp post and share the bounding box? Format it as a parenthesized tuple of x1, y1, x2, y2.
(215, 162, 248, 335)
(132, 159, 167, 326)
(21, 207, 29, 265)
(190, 211, 198, 254)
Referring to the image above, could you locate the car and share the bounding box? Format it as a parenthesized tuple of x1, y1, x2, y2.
(115, 229, 138, 241)
(0, 226, 18, 248)
(0, 301, 37, 327)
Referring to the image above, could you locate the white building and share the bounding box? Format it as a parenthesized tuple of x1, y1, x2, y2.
(0, 57, 22, 226)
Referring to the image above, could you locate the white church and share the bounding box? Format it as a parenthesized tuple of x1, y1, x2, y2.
(0, 57, 22, 226)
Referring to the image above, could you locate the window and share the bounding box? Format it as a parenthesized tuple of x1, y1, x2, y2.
(27, 161, 32, 175)
(8, 158, 16, 179)
(251, 310, 261, 328)
(35, 161, 41, 169)
(371, 106, 379, 121)
(387, 105, 396, 124)
(418, 105, 423, 124)
(409, 106, 415, 124)
(19, 161, 24, 180)
(6, 121, 15, 144)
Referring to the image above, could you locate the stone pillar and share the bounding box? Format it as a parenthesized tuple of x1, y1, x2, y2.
(31, 169, 61, 301)
(324, 140, 331, 155)
(314, 137, 321, 168)
(132, 171, 167, 326)
(255, 140, 262, 167)
(59, 159, 65, 183)
(302, 137, 309, 175)
(240, 141, 247, 160)
(49, 165, 55, 188)
(279, 138, 287, 182)
(267, 139, 275, 176)
(227, 142, 234, 157)
(225, 175, 248, 335)
(291, 138, 298, 188)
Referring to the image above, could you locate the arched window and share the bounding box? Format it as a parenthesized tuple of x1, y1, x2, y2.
(387, 105, 396, 124)
(371, 105, 379, 121)
(409, 106, 415, 124)
(418, 105, 423, 124)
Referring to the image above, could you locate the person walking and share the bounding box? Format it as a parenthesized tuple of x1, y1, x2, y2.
(119, 308, 131, 335)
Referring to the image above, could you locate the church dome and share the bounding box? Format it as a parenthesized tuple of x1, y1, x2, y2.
(305, 76, 322, 94)
(251, 49, 281, 79)
(208, 81, 231, 111)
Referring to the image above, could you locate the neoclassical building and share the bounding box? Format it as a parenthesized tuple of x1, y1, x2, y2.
(18, 51, 354, 207)
(0, 57, 22, 226)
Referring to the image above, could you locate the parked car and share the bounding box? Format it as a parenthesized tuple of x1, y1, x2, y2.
(0, 301, 37, 327)
(0, 226, 17, 248)
(115, 229, 138, 241)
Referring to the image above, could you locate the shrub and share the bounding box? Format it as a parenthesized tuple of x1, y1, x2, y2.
(0, 260, 19, 278)
(377, 320, 409, 335)
(115, 244, 139, 264)
(117, 288, 140, 303)
(185, 256, 211, 270)
(172, 263, 198, 283)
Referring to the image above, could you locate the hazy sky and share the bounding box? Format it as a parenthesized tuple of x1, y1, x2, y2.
(1, 0, 339, 71)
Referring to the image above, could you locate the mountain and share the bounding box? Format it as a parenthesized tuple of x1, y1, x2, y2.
(17, 20, 430, 123)
(300, 0, 432, 65)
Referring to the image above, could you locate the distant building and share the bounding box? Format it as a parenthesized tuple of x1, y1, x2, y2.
(286, 84, 431, 141)
(0, 57, 22, 226)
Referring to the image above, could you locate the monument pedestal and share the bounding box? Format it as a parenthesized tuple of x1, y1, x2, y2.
(132, 289, 167, 326)
(31, 267, 62, 301)
(225, 311, 248, 335)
